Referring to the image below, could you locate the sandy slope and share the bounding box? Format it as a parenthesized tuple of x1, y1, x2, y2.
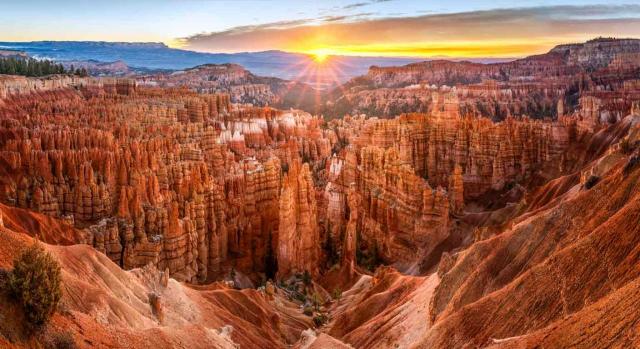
(0, 209, 313, 348)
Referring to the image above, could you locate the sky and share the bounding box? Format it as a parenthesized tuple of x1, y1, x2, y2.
(2, 0, 640, 58)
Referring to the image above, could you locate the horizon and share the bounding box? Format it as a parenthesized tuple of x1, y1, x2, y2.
(3, 36, 639, 63)
(1, 39, 524, 61)
(3, 3, 640, 349)
(2, 1, 640, 59)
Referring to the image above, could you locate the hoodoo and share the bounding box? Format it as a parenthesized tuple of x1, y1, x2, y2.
(1, 15, 640, 347)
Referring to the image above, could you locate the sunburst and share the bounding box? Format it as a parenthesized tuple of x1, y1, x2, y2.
(308, 48, 333, 64)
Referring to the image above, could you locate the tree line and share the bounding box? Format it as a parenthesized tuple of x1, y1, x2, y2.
(0, 57, 88, 77)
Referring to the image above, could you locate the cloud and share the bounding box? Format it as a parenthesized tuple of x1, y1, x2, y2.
(343, 2, 369, 10)
(177, 5, 640, 58)
(341, 0, 395, 10)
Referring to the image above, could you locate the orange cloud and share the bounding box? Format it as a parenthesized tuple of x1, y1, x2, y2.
(177, 5, 640, 58)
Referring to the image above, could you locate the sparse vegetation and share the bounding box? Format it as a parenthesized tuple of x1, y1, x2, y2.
(332, 287, 342, 302)
(620, 138, 634, 155)
(357, 240, 382, 272)
(292, 291, 307, 303)
(6, 243, 62, 330)
(313, 313, 328, 327)
(301, 270, 312, 286)
(0, 57, 88, 77)
(44, 330, 76, 349)
(624, 154, 640, 175)
(311, 292, 322, 311)
(584, 175, 600, 189)
(303, 306, 313, 316)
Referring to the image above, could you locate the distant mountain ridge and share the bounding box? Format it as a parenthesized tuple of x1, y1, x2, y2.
(0, 41, 422, 82)
(353, 37, 640, 89)
(0, 41, 512, 83)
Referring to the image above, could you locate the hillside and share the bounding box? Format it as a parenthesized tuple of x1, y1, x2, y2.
(0, 38, 640, 348)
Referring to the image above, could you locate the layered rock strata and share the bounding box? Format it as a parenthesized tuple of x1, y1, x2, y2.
(0, 76, 332, 282)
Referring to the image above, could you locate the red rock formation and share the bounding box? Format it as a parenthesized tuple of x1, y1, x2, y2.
(448, 165, 464, 214)
(277, 160, 320, 277)
(341, 183, 359, 268)
(0, 76, 331, 283)
(418, 118, 640, 348)
(2, 38, 640, 349)
(323, 38, 640, 122)
(138, 63, 286, 106)
(0, 210, 314, 348)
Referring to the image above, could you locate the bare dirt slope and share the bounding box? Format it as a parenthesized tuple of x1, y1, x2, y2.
(0, 207, 312, 348)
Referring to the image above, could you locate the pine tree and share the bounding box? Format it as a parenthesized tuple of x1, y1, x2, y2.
(0, 57, 71, 76)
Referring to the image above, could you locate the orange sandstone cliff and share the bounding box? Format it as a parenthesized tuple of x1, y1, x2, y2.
(1, 37, 640, 349)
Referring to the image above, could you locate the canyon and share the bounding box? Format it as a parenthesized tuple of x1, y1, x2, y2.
(0, 37, 640, 348)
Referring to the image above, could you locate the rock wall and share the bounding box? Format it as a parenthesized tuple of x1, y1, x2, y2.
(137, 63, 286, 106)
(3, 41, 637, 283)
(0, 76, 332, 282)
(277, 160, 321, 277)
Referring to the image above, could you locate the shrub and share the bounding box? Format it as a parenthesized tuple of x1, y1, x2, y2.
(584, 175, 600, 189)
(7, 243, 62, 329)
(293, 292, 307, 303)
(301, 270, 312, 286)
(313, 313, 328, 327)
(311, 292, 322, 311)
(624, 155, 640, 176)
(332, 287, 342, 301)
(44, 331, 76, 349)
(620, 138, 634, 155)
(303, 306, 313, 316)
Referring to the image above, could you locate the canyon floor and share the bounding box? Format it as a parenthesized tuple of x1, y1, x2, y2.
(1, 38, 640, 348)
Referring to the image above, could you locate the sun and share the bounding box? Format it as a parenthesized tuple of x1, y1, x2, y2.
(309, 48, 332, 63)
(313, 52, 329, 63)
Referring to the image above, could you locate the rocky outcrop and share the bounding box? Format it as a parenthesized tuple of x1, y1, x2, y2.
(4, 37, 640, 349)
(448, 165, 464, 214)
(0, 217, 314, 349)
(0, 75, 135, 99)
(138, 63, 288, 106)
(0, 76, 332, 283)
(324, 38, 640, 120)
(345, 92, 571, 198)
(277, 160, 320, 277)
(341, 183, 359, 268)
(419, 116, 640, 347)
(550, 37, 640, 69)
(322, 140, 452, 268)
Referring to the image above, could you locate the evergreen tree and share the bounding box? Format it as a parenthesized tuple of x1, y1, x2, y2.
(0, 57, 90, 77)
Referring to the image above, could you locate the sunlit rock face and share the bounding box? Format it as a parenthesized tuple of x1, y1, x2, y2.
(2, 51, 636, 282)
(3, 35, 640, 283)
(137, 63, 287, 106)
(277, 160, 320, 277)
(324, 38, 640, 121)
(321, 93, 574, 269)
(3, 37, 640, 349)
(0, 75, 334, 283)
